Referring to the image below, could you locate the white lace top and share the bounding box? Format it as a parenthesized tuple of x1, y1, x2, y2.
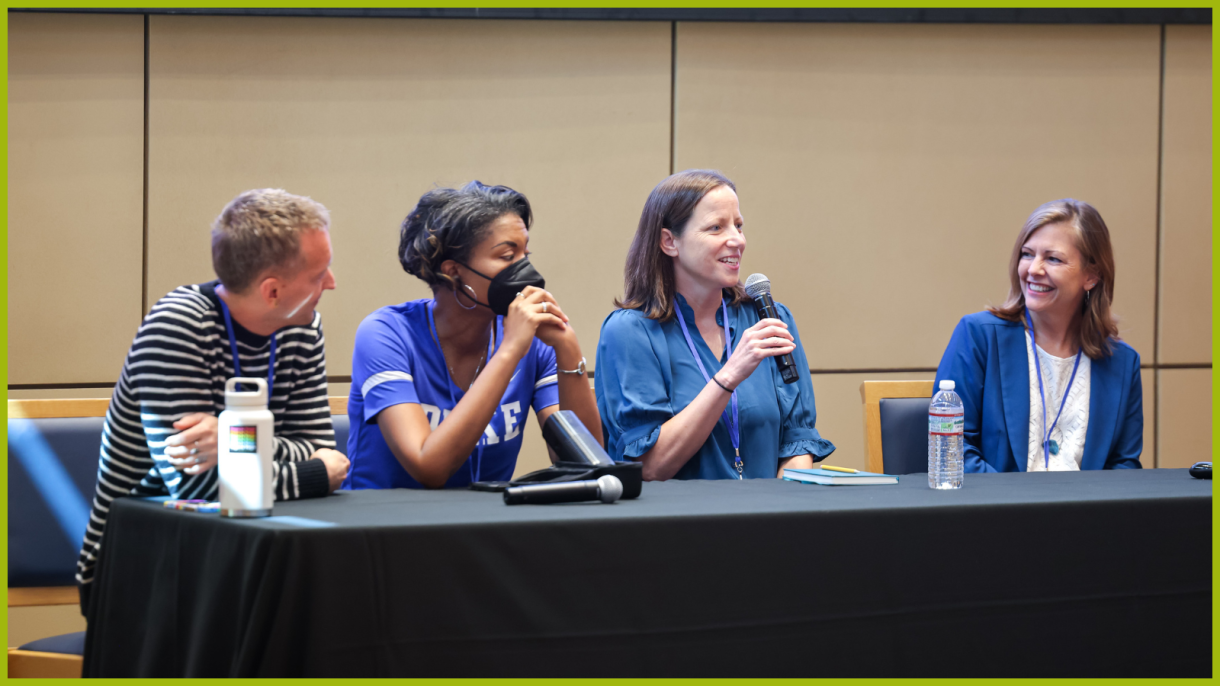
(1026, 331, 1091, 471)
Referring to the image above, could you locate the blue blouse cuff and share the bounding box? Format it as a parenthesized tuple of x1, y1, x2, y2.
(621, 424, 663, 461)
(779, 436, 836, 460)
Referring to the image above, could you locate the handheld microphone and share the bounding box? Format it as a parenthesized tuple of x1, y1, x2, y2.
(744, 273, 801, 385)
(503, 475, 623, 505)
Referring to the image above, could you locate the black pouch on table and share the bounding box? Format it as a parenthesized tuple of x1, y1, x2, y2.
(470, 410, 643, 499)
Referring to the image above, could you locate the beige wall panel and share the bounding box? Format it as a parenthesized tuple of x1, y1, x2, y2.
(1157, 368, 1212, 469)
(145, 16, 671, 377)
(675, 23, 1160, 370)
(8, 13, 145, 384)
(7, 605, 88, 649)
(1159, 26, 1211, 365)
(6, 387, 116, 400)
(1140, 368, 1154, 468)
(327, 382, 352, 401)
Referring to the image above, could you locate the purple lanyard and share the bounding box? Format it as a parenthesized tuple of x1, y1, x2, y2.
(428, 301, 496, 483)
(219, 298, 276, 392)
(674, 299, 742, 479)
(1025, 308, 1082, 469)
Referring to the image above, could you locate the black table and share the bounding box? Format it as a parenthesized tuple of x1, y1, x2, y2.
(83, 469, 1211, 677)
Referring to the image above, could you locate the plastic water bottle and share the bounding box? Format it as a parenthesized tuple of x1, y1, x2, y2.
(928, 380, 964, 489)
(218, 377, 275, 517)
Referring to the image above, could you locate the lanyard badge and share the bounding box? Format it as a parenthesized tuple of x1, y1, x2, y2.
(674, 299, 742, 479)
(1025, 308, 1082, 469)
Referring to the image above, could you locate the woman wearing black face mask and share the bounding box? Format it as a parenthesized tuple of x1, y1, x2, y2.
(344, 181, 602, 489)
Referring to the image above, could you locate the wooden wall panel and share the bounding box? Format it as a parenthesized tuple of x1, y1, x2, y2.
(674, 23, 1161, 371)
(7, 13, 145, 384)
(1159, 25, 1211, 365)
(1157, 368, 1212, 469)
(144, 16, 671, 376)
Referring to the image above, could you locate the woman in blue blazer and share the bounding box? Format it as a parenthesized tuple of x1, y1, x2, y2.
(935, 199, 1142, 473)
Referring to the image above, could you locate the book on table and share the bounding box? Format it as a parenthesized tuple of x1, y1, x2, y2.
(782, 468, 899, 485)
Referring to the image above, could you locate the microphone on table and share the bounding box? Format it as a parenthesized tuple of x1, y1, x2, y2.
(503, 475, 624, 505)
(744, 273, 801, 385)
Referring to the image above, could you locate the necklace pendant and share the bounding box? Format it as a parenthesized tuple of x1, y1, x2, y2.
(1048, 439, 1060, 456)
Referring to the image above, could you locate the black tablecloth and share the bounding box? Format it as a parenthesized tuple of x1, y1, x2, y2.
(83, 469, 1211, 677)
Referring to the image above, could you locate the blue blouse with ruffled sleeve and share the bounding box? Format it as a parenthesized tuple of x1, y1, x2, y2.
(594, 293, 834, 480)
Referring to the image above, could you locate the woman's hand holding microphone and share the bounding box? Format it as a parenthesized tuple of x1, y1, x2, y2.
(714, 318, 795, 390)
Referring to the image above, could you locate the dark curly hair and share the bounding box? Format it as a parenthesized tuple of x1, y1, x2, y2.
(398, 181, 533, 292)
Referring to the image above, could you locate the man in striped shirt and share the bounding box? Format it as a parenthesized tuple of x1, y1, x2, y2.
(77, 189, 350, 613)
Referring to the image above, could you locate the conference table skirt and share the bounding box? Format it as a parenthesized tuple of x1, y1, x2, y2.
(83, 469, 1211, 677)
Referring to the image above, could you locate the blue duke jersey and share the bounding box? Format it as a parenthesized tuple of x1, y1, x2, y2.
(344, 299, 559, 489)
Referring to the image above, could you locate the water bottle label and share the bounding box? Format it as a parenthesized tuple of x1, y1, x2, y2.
(929, 412, 964, 436)
(228, 425, 259, 453)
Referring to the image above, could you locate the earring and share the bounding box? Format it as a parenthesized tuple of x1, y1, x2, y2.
(452, 281, 477, 311)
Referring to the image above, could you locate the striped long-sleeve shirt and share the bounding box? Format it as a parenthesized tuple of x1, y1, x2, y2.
(77, 281, 334, 601)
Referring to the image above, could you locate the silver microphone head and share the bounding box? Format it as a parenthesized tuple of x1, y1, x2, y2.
(744, 273, 771, 299)
(596, 475, 623, 504)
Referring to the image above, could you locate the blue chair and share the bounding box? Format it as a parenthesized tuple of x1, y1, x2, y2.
(7, 398, 108, 678)
(859, 381, 935, 475)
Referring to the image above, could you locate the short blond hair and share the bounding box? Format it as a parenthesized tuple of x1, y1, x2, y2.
(211, 189, 330, 294)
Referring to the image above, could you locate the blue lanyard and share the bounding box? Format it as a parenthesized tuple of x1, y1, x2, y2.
(674, 298, 742, 479)
(219, 297, 276, 392)
(1025, 308, 1082, 469)
(428, 301, 497, 483)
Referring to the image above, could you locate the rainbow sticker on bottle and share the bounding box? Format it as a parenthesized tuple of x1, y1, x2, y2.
(228, 425, 258, 453)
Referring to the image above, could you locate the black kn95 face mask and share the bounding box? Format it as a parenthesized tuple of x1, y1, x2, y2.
(459, 256, 546, 316)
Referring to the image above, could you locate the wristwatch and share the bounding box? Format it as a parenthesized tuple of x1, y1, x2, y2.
(558, 356, 587, 376)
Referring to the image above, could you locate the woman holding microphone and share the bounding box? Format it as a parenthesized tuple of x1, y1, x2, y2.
(935, 199, 1143, 472)
(595, 170, 834, 481)
(344, 181, 601, 489)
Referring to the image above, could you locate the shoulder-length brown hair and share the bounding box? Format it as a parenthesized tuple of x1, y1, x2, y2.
(989, 199, 1119, 358)
(614, 169, 748, 321)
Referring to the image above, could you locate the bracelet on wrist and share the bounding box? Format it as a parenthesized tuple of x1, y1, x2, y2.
(712, 376, 733, 393)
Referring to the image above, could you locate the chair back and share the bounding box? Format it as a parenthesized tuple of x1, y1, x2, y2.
(859, 381, 934, 475)
(8, 400, 108, 590)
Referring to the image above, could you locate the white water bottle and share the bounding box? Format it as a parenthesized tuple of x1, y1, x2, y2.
(218, 377, 275, 517)
(928, 380, 964, 489)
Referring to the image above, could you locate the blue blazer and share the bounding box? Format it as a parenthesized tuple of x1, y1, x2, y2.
(934, 311, 1143, 472)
